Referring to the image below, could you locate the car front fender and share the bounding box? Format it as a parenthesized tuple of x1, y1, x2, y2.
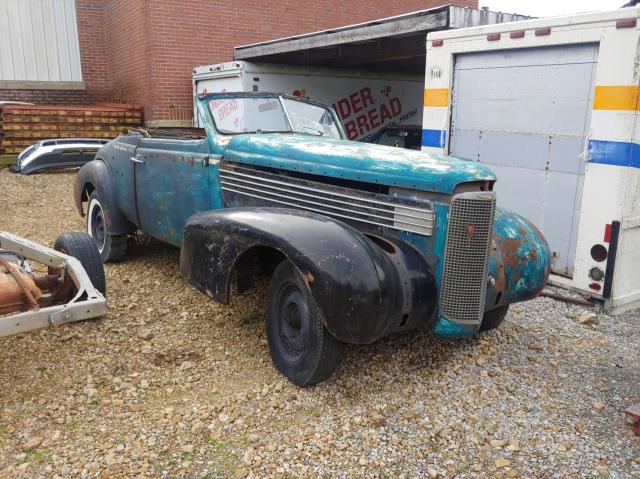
(180, 207, 437, 344)
(485, 208, 551, 310)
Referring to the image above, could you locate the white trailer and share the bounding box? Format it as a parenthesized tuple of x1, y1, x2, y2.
(192, 61, 423, 141)
(422, 7, 640, 314)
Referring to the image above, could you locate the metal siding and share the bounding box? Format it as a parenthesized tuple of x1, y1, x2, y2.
(18, 0, 37, 80)
(449, 44, 599, 277)
(0, 2, 13, 79)
(6, 0, 26, 80)
(63, 0, 82, 81)
(0, 0, 82, 82)
(29, 0, 49, 81)
(41, 0, 61, 81)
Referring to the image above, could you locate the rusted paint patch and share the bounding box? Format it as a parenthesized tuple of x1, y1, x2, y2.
(486, 208, 551, 308)
(494, 261, 506, 295)
(500, 237, 522, 269)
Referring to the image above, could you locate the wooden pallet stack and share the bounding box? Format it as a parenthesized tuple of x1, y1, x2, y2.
(0, 104, 143, 155)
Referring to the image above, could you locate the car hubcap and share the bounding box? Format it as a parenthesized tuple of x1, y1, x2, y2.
(89, 201, 106, 252)
(276, 284, 308, 361)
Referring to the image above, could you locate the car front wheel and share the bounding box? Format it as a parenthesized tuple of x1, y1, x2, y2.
(87, 191, 127, 263)
(265, 261, 344, 387)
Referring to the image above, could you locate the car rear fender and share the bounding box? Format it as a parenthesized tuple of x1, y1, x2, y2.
(74, 159, 136, 235)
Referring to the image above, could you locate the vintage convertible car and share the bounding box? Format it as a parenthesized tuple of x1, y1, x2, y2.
(74, 92, 550, 386)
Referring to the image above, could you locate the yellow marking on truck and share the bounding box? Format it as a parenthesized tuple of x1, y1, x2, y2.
(593, 85, 640, 111)
(424, 88, 449, 107)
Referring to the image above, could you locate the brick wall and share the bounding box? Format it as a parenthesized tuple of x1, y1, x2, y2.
(0, 89, 95, 105)
(0, 0, 478, 123)
(101, 1, 150, 109)
(76, 0, 111, 101)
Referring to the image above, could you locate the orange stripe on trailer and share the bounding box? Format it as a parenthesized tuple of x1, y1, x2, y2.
(593, 86, 640, 111)
(424, 88, 449, 107)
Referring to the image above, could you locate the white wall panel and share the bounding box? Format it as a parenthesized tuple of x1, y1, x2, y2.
(0, 0, 82, 82)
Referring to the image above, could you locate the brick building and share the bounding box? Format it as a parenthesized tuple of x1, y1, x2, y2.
(0, 0, 478, 126)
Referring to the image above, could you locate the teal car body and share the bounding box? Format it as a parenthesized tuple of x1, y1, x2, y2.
(75, 92, 550, 342)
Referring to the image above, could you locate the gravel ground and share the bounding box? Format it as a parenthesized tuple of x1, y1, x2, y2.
(0, 168, 638, 479)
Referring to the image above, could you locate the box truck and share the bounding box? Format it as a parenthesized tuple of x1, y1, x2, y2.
(192, 61, 423, 142)
(422, 7, 640, 314)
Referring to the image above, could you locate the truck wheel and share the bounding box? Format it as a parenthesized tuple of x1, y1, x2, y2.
(53, 232, 106, 295)
(265, 261, 344, 387)
(479, 305, 509, 332)
(87, 191, 127, 263)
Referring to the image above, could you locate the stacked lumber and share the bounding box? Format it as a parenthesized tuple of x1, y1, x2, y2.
(0, 104, 142, 154)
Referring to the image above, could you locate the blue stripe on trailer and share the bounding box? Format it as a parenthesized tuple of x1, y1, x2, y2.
(422, 129, 447, 148)
(589, 139, 640, 168)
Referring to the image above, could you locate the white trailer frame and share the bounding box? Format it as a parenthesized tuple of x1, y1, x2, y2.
(422, 7, 640, 314)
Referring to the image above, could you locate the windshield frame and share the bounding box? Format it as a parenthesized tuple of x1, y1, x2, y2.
(203, 92, 346, 139)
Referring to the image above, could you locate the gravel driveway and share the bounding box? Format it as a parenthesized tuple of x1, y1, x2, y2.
(0, 169, 638, 479)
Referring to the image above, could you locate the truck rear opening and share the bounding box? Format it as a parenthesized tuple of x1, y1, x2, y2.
(192, 61, 422, 142)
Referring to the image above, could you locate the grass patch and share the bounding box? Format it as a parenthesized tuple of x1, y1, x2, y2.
(181, 450, 195, 461)
(241, 313, 261, 325)
(0, 155, 16, 166)
(204, 437, 239, 475)
(306, 407, 320, 418)
(22, 447, 51, 464)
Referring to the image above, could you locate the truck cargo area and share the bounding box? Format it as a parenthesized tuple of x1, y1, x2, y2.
(193, 6, 527, 140)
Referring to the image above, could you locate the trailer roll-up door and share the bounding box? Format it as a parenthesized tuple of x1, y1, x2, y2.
(449, 44, 599, 277)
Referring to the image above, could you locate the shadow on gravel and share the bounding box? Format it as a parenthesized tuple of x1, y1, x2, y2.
(125, 233, 179, 261)
(114, 234, 488, 391)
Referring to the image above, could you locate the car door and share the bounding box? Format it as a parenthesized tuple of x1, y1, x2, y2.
(133, 138, 212, 246)
(107, 135, 140, 224)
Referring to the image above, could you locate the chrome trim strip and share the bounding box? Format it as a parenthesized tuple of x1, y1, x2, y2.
(221, 168, 433, 214)
(220, 164, 434, 235)
(220, 174, 433, 221)
(220, 179, 433, 230)
(221, 186, 433, 235)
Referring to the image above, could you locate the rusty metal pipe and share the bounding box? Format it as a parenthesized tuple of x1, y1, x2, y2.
(540, 289, 595, 307)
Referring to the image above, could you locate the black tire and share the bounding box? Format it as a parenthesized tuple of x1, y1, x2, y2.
(87, 191, 127, 263)
(479, 305, 509, 332)
(265, 261, 344, 387)
(54, 232, 106, 295)
(8, 164, 20, 174)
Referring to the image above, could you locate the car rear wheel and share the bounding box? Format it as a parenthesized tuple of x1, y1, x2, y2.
(265, 261, 344, 387)
(87, 191, 127, 263)
(53, 232, 106, 295)
(479, 305, 509, 332)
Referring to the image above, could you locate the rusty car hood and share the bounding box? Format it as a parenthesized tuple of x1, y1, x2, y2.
(222, 133, 496, 194)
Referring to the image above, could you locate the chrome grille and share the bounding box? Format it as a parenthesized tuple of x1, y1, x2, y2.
(219, 164, 434, 235)
(439, 191, 496, 324)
